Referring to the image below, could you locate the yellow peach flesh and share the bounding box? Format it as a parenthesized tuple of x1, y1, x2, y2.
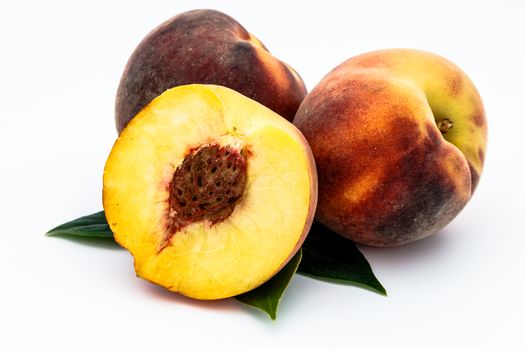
(103, 84, 317, 299)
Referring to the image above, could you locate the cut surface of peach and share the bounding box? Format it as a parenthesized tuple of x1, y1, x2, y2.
(103, 84, 317, 300)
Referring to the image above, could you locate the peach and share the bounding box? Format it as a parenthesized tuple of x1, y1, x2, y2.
(104, 84, 317, 299)
(115, 9, 306, 132)
(294, 49, 487, 247)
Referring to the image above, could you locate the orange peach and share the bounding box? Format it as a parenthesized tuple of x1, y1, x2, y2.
(294, 49, 487, 247)
(115, 9, 306, 132)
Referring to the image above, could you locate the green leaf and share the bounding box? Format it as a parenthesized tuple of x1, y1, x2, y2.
(46, 211, 385, 317)
(46, 211, 114, 238)
(298, 221, 387, 295)
(236, 249, 302, 320)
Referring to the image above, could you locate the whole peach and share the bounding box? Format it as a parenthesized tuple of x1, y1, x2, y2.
(115, 9, 306, 132)
(294, 49, 487, 247)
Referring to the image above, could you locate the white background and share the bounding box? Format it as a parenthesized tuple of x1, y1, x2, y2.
(1, 0, 524, 349)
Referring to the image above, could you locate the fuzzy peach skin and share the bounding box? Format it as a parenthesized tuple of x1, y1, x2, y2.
(115, 9, 306, 132)
(294, 49, 487, 247)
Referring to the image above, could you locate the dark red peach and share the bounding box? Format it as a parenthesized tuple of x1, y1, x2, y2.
(115, 9, 306, 132)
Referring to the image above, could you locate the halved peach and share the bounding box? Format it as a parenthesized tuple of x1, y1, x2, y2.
(103, 84, 317, 299)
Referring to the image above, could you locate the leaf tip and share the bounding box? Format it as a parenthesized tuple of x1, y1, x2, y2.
(44, 228, 60, 237)
(376, 285, 388, 296)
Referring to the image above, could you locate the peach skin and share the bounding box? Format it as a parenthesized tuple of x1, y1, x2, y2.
(115, 9, 306, 132)
(294, 49, 487, 247)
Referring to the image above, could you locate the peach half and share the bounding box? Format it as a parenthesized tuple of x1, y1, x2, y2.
(294, 49, 487, 247)
(103, 85, 317, 299)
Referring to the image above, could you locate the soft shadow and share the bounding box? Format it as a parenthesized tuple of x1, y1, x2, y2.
(236, 302, 277, 322)
(142, 281, 282, 322)
(45, 234, 122, 251)
(297, 272, 387, 296)
(141, 281, 246, 313)
(359, 226, 455, 267)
